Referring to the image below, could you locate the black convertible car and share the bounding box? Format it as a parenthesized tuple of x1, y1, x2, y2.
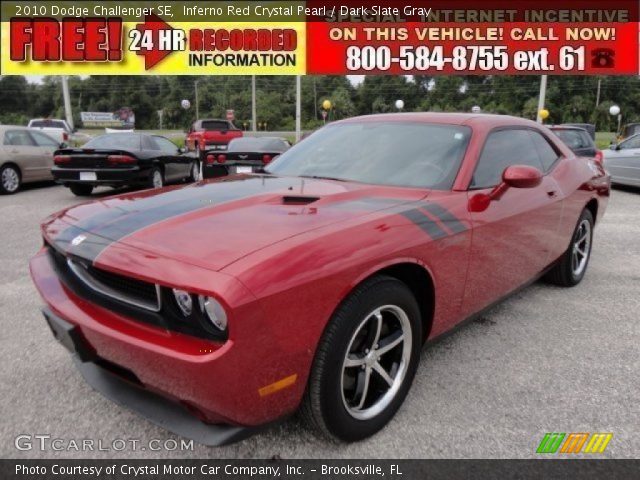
(52, 133, 198, 196)
(203, 136, 290, 178)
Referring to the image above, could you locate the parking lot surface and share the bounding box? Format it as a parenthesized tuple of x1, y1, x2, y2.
(1, 182, 638, 458)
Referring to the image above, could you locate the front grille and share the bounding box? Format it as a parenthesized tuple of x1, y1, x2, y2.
(48, 245, 160, 312)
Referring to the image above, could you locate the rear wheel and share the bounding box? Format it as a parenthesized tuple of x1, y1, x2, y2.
(69, 184, 93, 196)
(148, 168, 163, 188)
(188, 161, 200, 182)
(301, 275, 422, 442)
(545, 208, 594, 286)
(0, 164, 21, 194)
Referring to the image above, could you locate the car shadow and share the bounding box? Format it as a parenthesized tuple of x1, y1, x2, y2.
(611, 184, 640, 194)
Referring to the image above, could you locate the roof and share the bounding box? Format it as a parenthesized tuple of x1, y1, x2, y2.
(337, 112, 539, 128)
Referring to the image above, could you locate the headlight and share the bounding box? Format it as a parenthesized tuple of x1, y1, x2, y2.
(172, 289, 193, 316)
(198, 296, 227, 331)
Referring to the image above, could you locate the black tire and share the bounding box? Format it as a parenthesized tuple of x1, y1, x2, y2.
(148, 167, 164, 188)
(545, 208, 594, 287)
(301, 275, 422, 442)
(0, 164, 21, 194)
(69, 184, 93, 196)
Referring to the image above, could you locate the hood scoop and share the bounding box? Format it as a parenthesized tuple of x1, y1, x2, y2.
(281, 195, 320, 205)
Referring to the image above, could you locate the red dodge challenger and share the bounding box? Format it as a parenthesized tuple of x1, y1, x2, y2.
(30, 113, 610, 445)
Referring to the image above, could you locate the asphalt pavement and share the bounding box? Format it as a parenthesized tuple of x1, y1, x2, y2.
(1, 182, 638, 459)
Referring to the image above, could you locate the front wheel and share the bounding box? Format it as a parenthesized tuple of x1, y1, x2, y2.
(302, 275, 422, 442)
(545, 208, 594, 287)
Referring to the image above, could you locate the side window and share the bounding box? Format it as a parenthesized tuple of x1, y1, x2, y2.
(471, 129, 544, 189)
(620, 135, 640, 150)
(153, 136, 179, 154)
(529, 131, 561, 171)
(4, 130, 36, 146)
(30, 131, 60, 147)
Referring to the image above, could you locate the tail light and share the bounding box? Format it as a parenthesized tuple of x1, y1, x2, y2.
(206, 154, 216, 165)
(63, 132, 69, 141)
(594, 150, 603, 165)
(107, 155, 136, 166)
(53, 155, 71, 165)
(217, 154, 226, 164)
(262, 154, 272, 164)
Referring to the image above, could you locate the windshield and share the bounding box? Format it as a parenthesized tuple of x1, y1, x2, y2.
(265, 122, 471, 189)
(83, 134, 142, 150)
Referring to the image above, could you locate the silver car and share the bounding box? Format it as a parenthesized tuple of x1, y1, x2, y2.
(604, 134, 640, 188)
(0, 125, 61, 194)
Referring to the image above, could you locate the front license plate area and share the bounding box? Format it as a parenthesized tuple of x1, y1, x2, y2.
(43, 310, 96, 362)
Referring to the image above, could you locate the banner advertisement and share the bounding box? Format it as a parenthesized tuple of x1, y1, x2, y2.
(1, 1, 638, 75)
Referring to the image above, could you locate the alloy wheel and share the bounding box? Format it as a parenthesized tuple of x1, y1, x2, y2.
(152, 170, 163, 188)
(571, 218, 591, 276)
(340, 305, 412, 420)
(1, 167, 19, 193)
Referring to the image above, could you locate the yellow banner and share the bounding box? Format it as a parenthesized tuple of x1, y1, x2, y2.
(0, 20, 306, 75)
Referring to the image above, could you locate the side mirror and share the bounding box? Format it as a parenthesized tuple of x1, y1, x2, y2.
(178, 146, 188, 154)
(468, 165, 543, 213)
(502, 165, 543, 189)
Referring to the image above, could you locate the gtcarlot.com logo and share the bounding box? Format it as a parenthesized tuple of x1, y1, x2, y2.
(15, 434, 194, 452)
(537, 432, 613, 454)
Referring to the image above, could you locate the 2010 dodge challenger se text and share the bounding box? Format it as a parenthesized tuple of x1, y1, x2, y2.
(30, 113, 610, 445)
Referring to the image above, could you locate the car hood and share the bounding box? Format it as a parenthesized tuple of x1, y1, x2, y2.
(43, 175, 428, 272)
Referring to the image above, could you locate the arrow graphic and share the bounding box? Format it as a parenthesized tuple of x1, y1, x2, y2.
(133, 13, 176, 70)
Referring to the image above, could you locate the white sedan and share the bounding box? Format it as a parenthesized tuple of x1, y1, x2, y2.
(604, 134, 640, 187)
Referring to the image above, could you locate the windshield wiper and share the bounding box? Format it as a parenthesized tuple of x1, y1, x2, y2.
(299, 175, 347, 182)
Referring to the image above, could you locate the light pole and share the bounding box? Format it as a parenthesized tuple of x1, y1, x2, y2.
(322, 99, 332, 124)
(536, 75, 548, 124)
(609, 105, 621, 139)
(194, 80, 200, 119)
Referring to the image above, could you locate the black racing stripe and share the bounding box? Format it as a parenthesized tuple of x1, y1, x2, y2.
(56, 176, 295, 262)
(422, 203, 467, 234)
(399, 208, 448, 240)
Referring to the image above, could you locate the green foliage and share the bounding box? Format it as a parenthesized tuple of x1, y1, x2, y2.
(1, 75, 638, 133)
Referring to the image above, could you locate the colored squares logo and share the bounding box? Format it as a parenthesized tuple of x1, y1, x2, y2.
(537, 432, 612, 454)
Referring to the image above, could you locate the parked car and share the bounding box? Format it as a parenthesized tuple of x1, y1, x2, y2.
(185, 119, 243, 160)
(603, 133, 640, 187)
(0, 125, 61, 194)
(31, 113, 609, 445)
(619, 123, 640, 141)
(51, 133, 198, 196)
(560, 123, 595, 140)
(27, 118, 73, 145)
(549, 126, 602, 163)
(203, 137, 290, 178)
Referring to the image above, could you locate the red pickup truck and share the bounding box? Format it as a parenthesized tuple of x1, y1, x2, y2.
(185, 119, 243, 160)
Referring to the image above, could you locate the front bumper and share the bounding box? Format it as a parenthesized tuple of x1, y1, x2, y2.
(43, 308, 258, 446)
(29, 248, 307, 437)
